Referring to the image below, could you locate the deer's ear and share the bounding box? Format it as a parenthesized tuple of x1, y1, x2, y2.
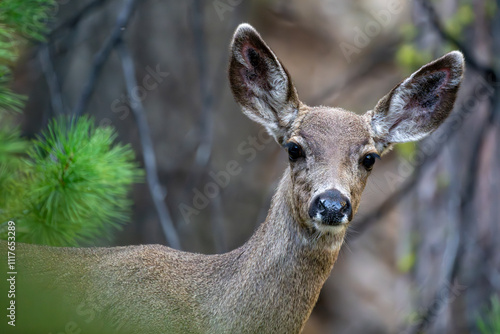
(229, 23, 300, 145)
(368, 51, 464, 154)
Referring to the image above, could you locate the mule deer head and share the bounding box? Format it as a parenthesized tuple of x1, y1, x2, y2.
(229, 23, 463, 248)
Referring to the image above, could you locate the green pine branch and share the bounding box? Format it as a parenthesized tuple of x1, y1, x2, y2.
(0, 117, 143, 246)
(0, 0, 55, 40)
(477, 295, 500, 334)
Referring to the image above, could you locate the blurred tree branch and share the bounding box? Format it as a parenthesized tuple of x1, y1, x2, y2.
(38, 44, 64, 116)
(73, 0, 138, 117)
(192, 0, 214, 172)
(49, 0, 109, 41)
(116, 39, 181, 249)
(182, 0, 248, 252)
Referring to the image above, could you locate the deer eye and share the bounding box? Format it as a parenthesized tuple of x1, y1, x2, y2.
(361, 153, 380, 170)
(286, 142, 304, 162)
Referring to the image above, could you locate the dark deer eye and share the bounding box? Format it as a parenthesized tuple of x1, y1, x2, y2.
(287, 142, 304, 162)
(361, 153, 380, 170)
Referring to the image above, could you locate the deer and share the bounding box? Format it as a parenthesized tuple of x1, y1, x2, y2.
(1, 23, 464, 334)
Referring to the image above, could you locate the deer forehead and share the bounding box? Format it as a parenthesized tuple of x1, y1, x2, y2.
(291, 106, 374, 160)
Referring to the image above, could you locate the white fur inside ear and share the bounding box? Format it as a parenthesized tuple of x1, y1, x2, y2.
(369, 76, 419, 143)
(384, 76, 433, 142)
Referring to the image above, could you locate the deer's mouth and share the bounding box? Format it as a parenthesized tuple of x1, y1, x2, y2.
(313, 221, 348, 234)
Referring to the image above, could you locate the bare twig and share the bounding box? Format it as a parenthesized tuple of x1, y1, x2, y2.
(191, 0, 213, 171)
(187, 0, 227, 252)
(73, 0, 138, 117)
(49, 0, 109, 40)
(116, 39, 181, 250)
(38, 44, 65, 116)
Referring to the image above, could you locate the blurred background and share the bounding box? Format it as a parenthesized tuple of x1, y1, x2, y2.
(9, 0, 500, 333)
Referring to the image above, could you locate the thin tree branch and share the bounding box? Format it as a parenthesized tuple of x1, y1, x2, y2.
(49, 0, 109, 40)
(192, 0, 213, 172)
(116, 39, 181, 250)
(406, 234, 462, 334)
(416, 0, 496, 79)
(39, 44, 65, 115)
(73, 0, 138, 117)
(186, 0, 227, 252)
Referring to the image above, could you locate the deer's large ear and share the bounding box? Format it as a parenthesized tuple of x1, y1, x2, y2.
(368, 51, 464, 154)
(229, 23, 300, 145)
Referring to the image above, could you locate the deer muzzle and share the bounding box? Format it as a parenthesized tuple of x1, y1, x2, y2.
(309, 189, 352, 226)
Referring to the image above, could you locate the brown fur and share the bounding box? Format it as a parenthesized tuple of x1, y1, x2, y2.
(0, 24, 464, 334)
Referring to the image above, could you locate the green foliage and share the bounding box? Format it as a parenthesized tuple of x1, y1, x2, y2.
(0, 126, 29, 206)
(397, 232, 419, 273)
(0, 22, 26, 113)
(444, 4, 475, 40)
(485, 0, 497, 19)
(436, 172, 450, 191)
(399, 24, 418, 42)
(0, 0, 55, 113)
(395, 43, 432, 73)
(0, 117, 143, 246)
(397, 251, 416, 273)
(477, 295, 500, 334)
(395, 142, 416, 161)
(0, 0, 55, 40)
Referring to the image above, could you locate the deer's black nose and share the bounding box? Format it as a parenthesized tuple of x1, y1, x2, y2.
(309, 189, 352, 226)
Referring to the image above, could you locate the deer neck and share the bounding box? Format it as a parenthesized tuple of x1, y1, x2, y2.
(217, 167, 342, 332)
